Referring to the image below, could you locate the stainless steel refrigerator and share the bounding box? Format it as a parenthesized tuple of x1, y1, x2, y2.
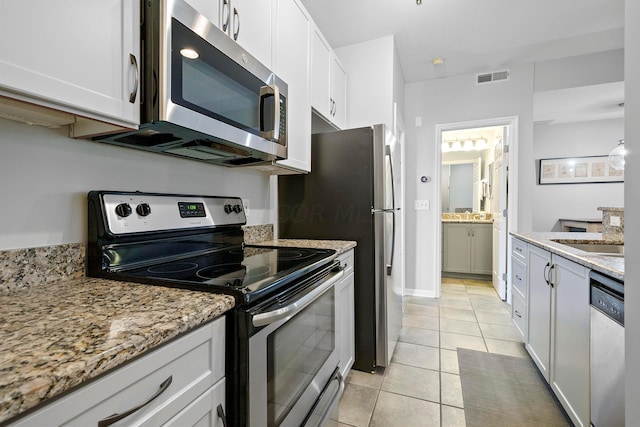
(278, 124, 403, 373)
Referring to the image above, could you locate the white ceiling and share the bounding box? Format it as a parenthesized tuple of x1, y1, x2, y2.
(300, 0, 625, 83)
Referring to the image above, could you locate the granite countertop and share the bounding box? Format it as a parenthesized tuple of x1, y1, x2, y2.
(441, 219, 494, 224)
(0, 277, 234, 423)
(254, 239, 357, 254)
(511, 232, 624, 281)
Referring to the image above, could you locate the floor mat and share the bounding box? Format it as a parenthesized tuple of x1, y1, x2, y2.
(457, 348, 571, 427)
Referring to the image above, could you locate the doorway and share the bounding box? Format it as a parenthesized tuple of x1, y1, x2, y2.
(435, 117, 518, 302)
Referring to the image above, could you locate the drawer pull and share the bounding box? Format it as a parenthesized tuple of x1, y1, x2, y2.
(217, 404, 228, 427)
(515, 274, 522, 280)
(515, 310, 522, 318)
(97, 375, 173, 427)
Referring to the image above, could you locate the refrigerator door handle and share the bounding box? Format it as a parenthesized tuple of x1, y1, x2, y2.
(385, 145, 396, 276)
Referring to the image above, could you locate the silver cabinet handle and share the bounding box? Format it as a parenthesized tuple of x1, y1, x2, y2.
(222, 0, 230, 32)
(129, 53, 138, 103)
(232, 8, 240, 40)
(544, 262, 551, 286)
(217, 404, 228, 427)
(97, 376, 172, 427)
(259, 84, 281, 141)
(515, 310, 522, 318)
(515, 274, 522, 280)
(549, 264, 555, 288)
(252, 270, 344, 327)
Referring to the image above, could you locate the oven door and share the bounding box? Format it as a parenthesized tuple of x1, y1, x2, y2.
(248, 268, 344, 427)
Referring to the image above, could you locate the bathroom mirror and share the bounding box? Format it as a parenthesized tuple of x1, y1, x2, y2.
(442, 158, 481, 213)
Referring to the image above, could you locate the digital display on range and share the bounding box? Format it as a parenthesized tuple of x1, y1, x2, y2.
(178, 202, 206, 218)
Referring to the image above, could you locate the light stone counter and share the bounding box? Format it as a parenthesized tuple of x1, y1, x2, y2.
(441, 219, 494, 224)
(511, 232, 624, 281)
(0, 277, 234, 423)
(253, 239, 357, 255)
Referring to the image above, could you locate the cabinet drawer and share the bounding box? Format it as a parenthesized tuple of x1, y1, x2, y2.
(512, 292, 527, 340)
(512, 238, 528, 261)
(338, 250, 354, 276)
(164, 378, 226, 426)
(12, 317, 225, 427)
(511, 257, 527, 299)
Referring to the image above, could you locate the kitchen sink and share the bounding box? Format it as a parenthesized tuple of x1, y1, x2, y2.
(551, 240, 624, 256)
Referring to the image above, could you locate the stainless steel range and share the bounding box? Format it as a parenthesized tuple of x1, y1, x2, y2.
(87, 191, 345, 427)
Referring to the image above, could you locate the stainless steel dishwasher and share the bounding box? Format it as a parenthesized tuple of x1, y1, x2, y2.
(590, 270, 624, 427)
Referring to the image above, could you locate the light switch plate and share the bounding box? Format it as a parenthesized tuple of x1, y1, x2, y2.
(415, 200, 430, 210)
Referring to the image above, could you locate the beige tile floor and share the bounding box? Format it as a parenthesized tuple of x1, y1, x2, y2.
(337, 277, 528, 427)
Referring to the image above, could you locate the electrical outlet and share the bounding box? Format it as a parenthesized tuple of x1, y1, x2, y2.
(243, 199, 250, 217)
(610, 215, 620, 227)
(414, 200, 430, 210)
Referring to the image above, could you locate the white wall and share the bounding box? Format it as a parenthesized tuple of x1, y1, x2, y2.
(532, 118, 624, 231)
(404, 63, 535, 297)
(625, 0, 640, 420)
(0, 118, 273, 250)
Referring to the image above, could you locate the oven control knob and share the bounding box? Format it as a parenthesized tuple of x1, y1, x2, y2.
(136, 203, 152, 217)
(115, 203, 132, 218)
(224, 204, 233, 214)
(233, 204, 243, 214)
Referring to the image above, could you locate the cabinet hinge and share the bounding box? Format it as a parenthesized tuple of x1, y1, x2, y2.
(502, 272, 507, 282)
(504, 144, 510, 153)
(503, 209, 508, 218)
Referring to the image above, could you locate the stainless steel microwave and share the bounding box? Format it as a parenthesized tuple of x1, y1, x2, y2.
(95, 0, 288, 166)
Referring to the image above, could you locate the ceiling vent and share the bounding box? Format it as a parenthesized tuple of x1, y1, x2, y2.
(476, 70, 510, 85)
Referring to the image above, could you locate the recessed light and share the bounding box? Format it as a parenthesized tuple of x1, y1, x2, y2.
(416, 0, 422, 5)
(431, 57, 445, 66)
(180, 48, 199, 59)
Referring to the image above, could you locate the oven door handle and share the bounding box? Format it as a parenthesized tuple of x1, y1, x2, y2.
(252, 269, 344, 327)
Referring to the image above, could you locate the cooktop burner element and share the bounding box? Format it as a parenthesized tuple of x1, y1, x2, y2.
(87, 191, 338, 305)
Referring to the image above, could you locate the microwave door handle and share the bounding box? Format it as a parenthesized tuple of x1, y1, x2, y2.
(259, 84, 281, 141)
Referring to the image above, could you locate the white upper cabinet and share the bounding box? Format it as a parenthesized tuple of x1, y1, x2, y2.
(331, 55, 347, 129)
(219, 0, 273, 68)
(184, 0, 220, 26)
(272, 0, 313, 173)
(0, 0, 140, 130)
(311, 27, 346, 129)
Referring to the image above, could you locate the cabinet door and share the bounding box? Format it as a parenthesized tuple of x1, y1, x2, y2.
(164, 379, 226, 427)
(336, 272, 355, 378)
(470, 224, 492, 275)
(184, 0, 220, 27)
(550, 255, 590, 427)
(273, 0, 312, 172)
(331, 56, 347, 129)
(0, 0, 139, 127)
(310, 27, 332, 119)
(442, 223, 471, 273)
(227, 0, 273, 68)
(526, 245, 552, 382)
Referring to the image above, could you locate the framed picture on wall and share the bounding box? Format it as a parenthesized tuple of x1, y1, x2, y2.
(538, 155, 624, 184)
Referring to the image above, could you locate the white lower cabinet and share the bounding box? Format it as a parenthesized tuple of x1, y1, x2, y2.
(442, 222, 492, 276)
(10, 317, 226, 427)
(525, 244, 590, 427)
(336, 249, 355, 378)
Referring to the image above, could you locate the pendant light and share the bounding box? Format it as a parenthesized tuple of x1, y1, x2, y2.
(608, 139, 625, 171)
